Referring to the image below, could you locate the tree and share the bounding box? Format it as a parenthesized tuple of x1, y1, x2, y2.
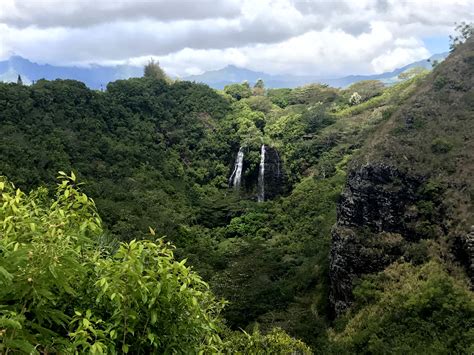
(224, 82, 252, 100)
(0, 173, 225, 353)
(428, 59, 439, 68)
(449, 21, 473, 51)
(143, 58, 168, 81)
(345, 80, 384, 102)
(398, 67, 429, 80)
(349, 92, 362, 105)
(253, 78, 265, 96)
(16, 74, 23, 85)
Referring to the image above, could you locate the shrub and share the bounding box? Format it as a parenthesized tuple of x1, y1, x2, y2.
(349, 92, 362, 106)
(330, 262, 474, 354)
(0, 173, 311, 353)
(431, 138, 453, 153)
(223, 327, 312, 354)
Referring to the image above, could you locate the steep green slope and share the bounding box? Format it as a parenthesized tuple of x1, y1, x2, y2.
(329, 38, 474, 351)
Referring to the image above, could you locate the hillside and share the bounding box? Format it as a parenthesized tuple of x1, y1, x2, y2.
(0, 39, 472, 353)
(329, 37, 474, 351)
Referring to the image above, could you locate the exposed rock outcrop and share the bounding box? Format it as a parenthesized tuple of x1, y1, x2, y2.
(261, 146, 286, 200)
(330, 163, 424, 315)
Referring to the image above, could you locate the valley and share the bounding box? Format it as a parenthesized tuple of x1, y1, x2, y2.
(0, 32, 473, 354)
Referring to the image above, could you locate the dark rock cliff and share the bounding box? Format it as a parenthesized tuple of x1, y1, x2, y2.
(261, 146, 286, 200)
(329, 164, 425, 314)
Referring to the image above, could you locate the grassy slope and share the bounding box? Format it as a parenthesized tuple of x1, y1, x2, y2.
(361, 38, 474, 235)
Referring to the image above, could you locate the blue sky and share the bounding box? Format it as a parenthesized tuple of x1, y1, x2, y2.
(1, 0, 472, 76)
(423, 36, 450, 54)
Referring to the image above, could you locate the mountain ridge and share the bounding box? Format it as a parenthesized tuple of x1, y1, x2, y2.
(0, 53, 448, 90)
(185, 52, 448, 88)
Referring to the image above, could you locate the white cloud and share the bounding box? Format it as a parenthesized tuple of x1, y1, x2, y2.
(0, 0, 473, 77)
(371, 47, 430, 73)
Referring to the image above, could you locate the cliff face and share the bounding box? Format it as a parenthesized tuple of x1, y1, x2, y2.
(232, 145, 287, 200)
(262, 146, 286, 200)
(330, 164, 424, 314)
(329, 38, 474, 315)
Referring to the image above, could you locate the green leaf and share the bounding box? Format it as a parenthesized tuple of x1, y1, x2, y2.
(151, 311, 157, 325)
(4, 339, 38, 354)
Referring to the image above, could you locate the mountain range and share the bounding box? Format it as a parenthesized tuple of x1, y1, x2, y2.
(184, 52, 448, 88)
(0, 52, 447, 90)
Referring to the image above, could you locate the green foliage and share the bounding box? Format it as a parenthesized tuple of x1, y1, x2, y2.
(0, 78, 231, 240)
(224, 82, 252, 100)
(252, 79, 265, 96)
(243, 95, 274, 113)
(348, 92, 361, 105)
(223, 327, 312, 354)
(398, 67, 429, 80)
(2, 43, 473, 353)
(433, 75, 447, 90)
(331, 262, 474, 354)
(289, 84, 338, 105)
(74, 239, 225, 354)
(0, 173, 100, 353)
(431, 137, 453, 153)
(143, 59, 168, 82)
(267, 88, 292, 108)
(345, 80, 384, 102)
(0, 175, 310, 353)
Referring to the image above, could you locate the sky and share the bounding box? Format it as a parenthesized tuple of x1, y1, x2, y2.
(0, 0, 472, 77)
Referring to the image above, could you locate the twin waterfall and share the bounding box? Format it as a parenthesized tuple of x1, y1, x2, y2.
(229, 147, 244, 188)
(230, 144, 278, 202)
(257, 145, 265, 202)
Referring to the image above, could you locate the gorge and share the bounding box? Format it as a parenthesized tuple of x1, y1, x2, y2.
(0, 36, 473, 354)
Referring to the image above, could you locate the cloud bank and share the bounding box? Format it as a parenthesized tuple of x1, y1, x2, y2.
(0, 0, 472, 77)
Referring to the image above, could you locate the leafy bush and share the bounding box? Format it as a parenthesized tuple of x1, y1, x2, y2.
(349, 92, 362, 106)
(345, 80, 384, 102)
(267, 88, 292, 108)
(331, 262, 474, 354)
(223, 327, 312, 354)
(431, 137, 453, 153)
(0, 173, 225, 353)
(224, 82, 252, 100)
(0, 173, 310, 353)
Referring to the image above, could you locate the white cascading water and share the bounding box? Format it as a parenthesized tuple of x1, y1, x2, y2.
(257, 144, 265, 202)
(229, 147, 244, 188)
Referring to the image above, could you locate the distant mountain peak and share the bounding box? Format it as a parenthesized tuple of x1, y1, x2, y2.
(0, 56, 143, 89)
(0, 52, 449, 91)
(183, 52, 449, 89)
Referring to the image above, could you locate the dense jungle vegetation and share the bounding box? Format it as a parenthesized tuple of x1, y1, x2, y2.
(0, 36, 473, 353)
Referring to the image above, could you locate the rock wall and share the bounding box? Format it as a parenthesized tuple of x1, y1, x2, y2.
(329, 163, 425, 315)
(261, 146, 286, 200)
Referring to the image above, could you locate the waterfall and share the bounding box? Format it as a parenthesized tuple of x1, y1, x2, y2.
(229, 147, 244, 188)
(257, 144, 265, 202)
